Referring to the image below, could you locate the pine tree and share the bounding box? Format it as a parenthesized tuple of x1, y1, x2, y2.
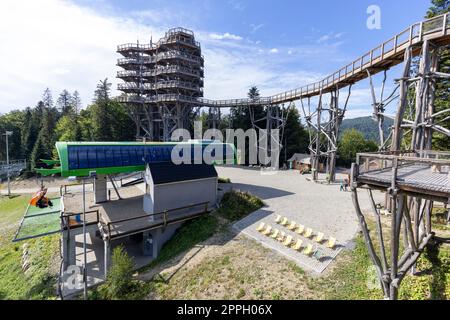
(426, 0, 450, 150)
(57, 90, 74, 115)
(42, 88, 53, 108)
(109, 100, 135, 141)
(72, 90, 82, 115)
(92, 78, 113, 141)
(426, 0, 449, 17)
(20, 108, 34, 162)
(282, 107, 308, 165)
(229, 86, 262, 131)
(31, 107, 55, 170)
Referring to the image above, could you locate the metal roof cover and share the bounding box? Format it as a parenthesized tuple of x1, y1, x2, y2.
(148, 163, 217, 185)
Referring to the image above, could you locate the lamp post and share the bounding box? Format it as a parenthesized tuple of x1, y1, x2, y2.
(3, 131, 13, 196)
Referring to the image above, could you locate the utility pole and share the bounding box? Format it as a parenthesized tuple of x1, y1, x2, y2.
(82, 177, 87, 300)
(82, 171, 96, 300)
(3, 131, 13, 196)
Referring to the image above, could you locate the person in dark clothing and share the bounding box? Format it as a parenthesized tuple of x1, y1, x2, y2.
(34, 188, 53, 208)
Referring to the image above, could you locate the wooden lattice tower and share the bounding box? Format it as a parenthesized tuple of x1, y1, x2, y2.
(351, 14, 450, 299)
(117, 28, 204, 141)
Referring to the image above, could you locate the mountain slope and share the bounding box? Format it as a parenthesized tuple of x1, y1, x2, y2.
(340, 116, 393, 142)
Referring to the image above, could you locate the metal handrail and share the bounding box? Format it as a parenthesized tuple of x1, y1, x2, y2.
(61, 209, 100, 230)
(103, 201, 209, 238)
(117, 51, 203, 65)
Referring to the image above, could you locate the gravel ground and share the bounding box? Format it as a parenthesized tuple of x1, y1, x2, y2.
(216, 166, 385, 273)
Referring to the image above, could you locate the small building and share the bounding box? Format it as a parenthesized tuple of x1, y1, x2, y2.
(143, 162, 218, 217)
(288, 153, 325, 172)
(288, 153, 311, 170)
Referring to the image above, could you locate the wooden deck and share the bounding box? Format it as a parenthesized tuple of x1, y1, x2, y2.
(357, 163, 450, 200)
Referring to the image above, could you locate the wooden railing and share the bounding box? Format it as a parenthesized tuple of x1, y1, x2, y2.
(116, 13, 449, 108)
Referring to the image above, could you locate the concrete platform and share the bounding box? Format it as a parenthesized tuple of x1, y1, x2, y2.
(62, 184, 146, 224)
(60, 224, 156, 298)
(216, 166, 384, 273)
(60, 182, 197, 298)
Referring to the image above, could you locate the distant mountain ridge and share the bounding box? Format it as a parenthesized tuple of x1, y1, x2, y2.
(340, 116, 393, 142)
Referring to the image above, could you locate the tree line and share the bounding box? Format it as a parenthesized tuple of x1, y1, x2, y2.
(0, 0, 447, 174)
(0, 78, 134, 175)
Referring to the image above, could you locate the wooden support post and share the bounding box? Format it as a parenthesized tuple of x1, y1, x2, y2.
(368, 189, 388, 272)
(313, 91, 323, 181)
(351, 181, 389, 297)
(391, 48, 412, 152)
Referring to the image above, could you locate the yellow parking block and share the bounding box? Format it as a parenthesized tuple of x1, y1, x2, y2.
(327, 237, 337, 249)
(315, 232, 325, 243)
(277, 232, 286, 242)
(270, 229, 280, 239)
(295, 224, 305, 235)
(280, 217, 289, 226)
(262, 225, 272, 236)
(287, 221, 297, 230)
(283, 235, 293, 247)
(256, 222, 266, 232)
(303, 244, 314, 256)
(304, 228, 313, 238)
(292, 239, 303, 251)
(275, 214, 282, 224)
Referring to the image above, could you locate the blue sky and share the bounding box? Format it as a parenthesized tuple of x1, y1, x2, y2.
(0, 0, 433, 118)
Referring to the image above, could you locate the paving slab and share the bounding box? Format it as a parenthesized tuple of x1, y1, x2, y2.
(216, 166, 384, 273)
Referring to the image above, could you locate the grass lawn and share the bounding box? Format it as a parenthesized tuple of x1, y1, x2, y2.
(309, 216, 450, 300)
(0, 195, 60, 299)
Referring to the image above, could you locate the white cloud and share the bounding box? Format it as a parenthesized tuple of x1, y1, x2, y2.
(317, 31, 346, 44)
(209, 32, 243, 41)
(249, 23, 264, 33)
(0, 0, 357, 118)
(228, 0, 246, 11)
(0, 0, 165, 112)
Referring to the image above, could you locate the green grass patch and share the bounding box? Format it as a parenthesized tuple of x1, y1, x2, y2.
(399, 244, 450, 300)
(0, 233, 59, 300)
(218, 177, 231, 184)
(144, 190, 262, 270)
(142, 214, 219, 270)
(432, 207, 449, 231)
(309, 233, 450, 300)
(91, 245, 153, 300)
(0, 195, 59, 300)
(288, 261, 305, 276)
(217, 191, 264, 221)
(310, 236, 384, 300)
(0, 195, 30, 230)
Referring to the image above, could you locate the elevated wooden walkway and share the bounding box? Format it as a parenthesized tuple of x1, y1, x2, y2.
(353, 151, 450, 201)
(198, 13, 450, 107)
